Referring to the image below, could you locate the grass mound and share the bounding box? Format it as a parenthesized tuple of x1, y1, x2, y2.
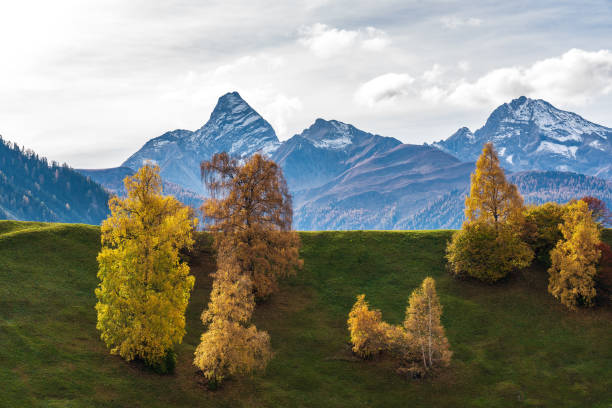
(1, 222, 611, 407)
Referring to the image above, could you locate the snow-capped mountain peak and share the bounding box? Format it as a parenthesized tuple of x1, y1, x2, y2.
(122, 91, 280, 193)
(301, 119, 355, 149)
(435, 96, 612, 179)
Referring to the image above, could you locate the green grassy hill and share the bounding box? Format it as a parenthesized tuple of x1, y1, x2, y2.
(1, 221, 611, 407)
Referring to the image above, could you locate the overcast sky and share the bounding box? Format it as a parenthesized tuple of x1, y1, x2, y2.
(1, 0, 611, 168)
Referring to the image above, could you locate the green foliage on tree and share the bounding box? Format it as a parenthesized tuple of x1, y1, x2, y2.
(523, 202, 568, 266)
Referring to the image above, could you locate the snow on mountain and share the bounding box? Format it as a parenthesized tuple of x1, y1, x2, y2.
(434, 96, 612, 178)
(271, 118, 401, 192)
(122, 92, 279, 193)
(80, 92, 612, 230)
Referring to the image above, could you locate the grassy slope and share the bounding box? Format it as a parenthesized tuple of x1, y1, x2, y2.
(0, 222, 611, 408)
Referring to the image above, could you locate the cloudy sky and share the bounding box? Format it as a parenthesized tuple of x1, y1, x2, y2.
(1, 0, 611, 168)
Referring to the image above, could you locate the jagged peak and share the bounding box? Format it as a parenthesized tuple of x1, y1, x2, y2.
(209, 91, 254, 119)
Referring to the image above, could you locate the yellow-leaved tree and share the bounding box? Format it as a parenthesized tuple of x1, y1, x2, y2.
(347, 294, 390, 358)
(95, 165, 197, 372)
(193, 248, 271, 387)
(403, 277, 452, 374)
(201, 153, 302, 299)
(548, 200, 601, 309)
(465, 142, 524, 227)
(447, 142, 533, 282)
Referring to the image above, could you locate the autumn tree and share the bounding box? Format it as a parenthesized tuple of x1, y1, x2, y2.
(403, 277, 452, 374)
(580, 196, 611, 227)
(347, 294, 389, 358)
(95, 165, 196, 372)
(201, 153, 302, 299)
(447, 142, 533, 282)
(193, 249, 271, 386)
(465, 142, 524, 227)
(548, 200, 601, 309)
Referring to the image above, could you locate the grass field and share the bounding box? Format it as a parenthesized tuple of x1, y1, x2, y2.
(1, 221, 611, 407)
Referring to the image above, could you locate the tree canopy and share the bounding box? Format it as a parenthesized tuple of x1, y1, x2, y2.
(201, 152, 302, 298)
(95, 165, 196, 370)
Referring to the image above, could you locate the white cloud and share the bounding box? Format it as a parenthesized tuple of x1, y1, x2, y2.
(354, 73, 415, 107)
(458, 60, 471, 72)
(447, 48, 612, 106)
(440, 16, 482, 29)
(257, 94, 303, 139)
(298, 23, 358, 58)
(422, 64, 444, 83)
(361, 27, 391, 51)
(299, 23, 389, 57)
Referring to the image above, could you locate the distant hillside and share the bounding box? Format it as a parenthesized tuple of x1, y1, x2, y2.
(78, 167, 204, 210)
(0, 137, 110, 224)
(293, 144, 474, 230)
(405, 171, 612, 229)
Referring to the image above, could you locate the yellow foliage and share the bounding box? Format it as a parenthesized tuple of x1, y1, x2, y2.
(403, 277, 452, 372)
(347, 278, 451, 377)
(448, 142, 533, 282)
(194, 252, 271, 384)
(465, 142, 524, 227)
(548, 200, 601, 309)
(347, 294, 389, 358)
(446, 221, 533, 282)
(202, 247, 255, 325)
(95, 165, 197, 366)
(193, 318, 271, 385)
(201, 153, 302, 298)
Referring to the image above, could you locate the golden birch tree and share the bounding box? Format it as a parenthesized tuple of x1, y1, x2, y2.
(447, 142, 533, 281)
(403, 277, 452, 374)
(548, 200, 601, 309)
(95, 165, 196, 371)
(201, 153, 302, 298)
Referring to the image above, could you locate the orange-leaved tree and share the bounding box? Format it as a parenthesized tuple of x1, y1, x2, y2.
(201, 152, 302, 298)
(580, 196, 611, 227)
(548, 200, 601, 309)
(95, 165, 197, 372)
(447, 142, 533, 282)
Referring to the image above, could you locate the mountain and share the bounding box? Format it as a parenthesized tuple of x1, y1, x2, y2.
(71, 92, 612, 230)
(293, 144, 475, 230)
(405, 171, 612, 230)
(272, 119, 401, 192)
(78, 167, 204, 209)
(434, 96, 612, 178)
(122, 92, 279, 193)
(0, 137, 110, 223)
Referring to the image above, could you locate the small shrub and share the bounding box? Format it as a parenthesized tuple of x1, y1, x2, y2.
(523, 202, 567, 266)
